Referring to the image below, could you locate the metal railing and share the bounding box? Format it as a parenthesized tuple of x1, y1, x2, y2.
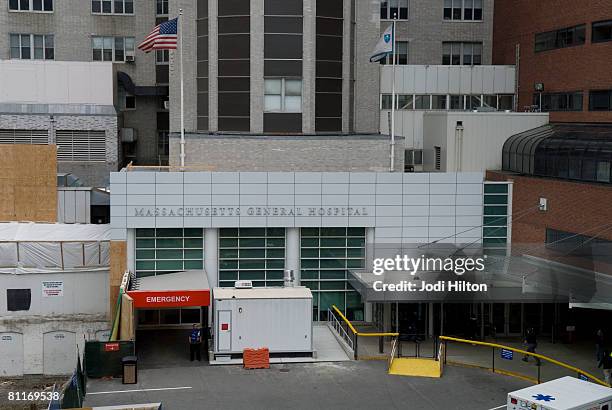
(329, 305, 399, 360)
(387, 336, 400, 371)
(439, 335, 609, 387)
(328, 307, 355, 351)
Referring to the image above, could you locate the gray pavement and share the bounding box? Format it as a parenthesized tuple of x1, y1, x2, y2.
(84, 360, 527, 410)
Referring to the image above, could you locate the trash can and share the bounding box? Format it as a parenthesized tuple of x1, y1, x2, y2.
(122, 356, 137, 384)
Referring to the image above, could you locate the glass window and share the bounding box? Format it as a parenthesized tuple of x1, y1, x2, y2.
(536, 92, 583, 112)
(535, 24, 586, 52)
(397, 94, 414, 110)
(593, 20, 612, 43)
(414, 95, 431, 109)
(449, 95, 463, 110)
(157, 0, 169, 15)
(10, 0, 52, 11)
(483, 95, 497, 109)
(381, 94, 394, 110)
(135, 228, 204, 277)
(264, 78, 302, 113)
(219, 228, 285, 287)
(92, 36, 134, 62)
(93, 0, 131, 14)
(443, 42, 480, 65)
(432, 95, 447, 109)
(498, 95, 514, 111)
(590, 90, 612, 111)
(381, 0, 408, 20)
(9, 34, 53, 60)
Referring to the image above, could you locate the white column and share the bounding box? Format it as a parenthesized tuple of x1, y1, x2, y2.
(126, 228, 135, 273)
(205, 228, 218, 287)
(285, 228, 300, 284)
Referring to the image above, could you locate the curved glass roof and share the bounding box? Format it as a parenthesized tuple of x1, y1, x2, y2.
(502, 124, 612, 184)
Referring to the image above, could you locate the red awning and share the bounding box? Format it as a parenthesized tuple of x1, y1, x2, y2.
(127, 270, 210, 308)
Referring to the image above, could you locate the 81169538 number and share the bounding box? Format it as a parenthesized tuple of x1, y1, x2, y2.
(8, 391, 60, 401)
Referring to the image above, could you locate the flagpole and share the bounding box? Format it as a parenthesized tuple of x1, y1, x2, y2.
(390, 17, 397, 172)
(179, 9, 185, 170)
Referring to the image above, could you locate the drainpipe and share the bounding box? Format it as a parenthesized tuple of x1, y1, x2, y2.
(455, 121, 464, 172)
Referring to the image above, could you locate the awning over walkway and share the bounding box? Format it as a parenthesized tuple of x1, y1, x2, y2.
(127, 270, 210, 308)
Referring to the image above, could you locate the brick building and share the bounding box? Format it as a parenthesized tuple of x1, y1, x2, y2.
(493, 0, 612, 122)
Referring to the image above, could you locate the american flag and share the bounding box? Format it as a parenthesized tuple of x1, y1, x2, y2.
(138, 18, 178, 53)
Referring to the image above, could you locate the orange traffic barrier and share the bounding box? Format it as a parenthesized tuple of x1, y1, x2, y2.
(243, 348, 270, 369)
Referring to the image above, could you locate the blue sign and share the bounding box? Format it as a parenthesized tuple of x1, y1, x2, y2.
(384, 34, 391, 43)
(501, 348, 513, 360)
(533, 394, 555, 402)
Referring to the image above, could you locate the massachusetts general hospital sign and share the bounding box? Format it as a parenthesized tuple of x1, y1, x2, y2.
(134, 206, 371, 218)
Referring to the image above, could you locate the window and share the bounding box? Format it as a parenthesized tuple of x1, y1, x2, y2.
(92, 36, 134, 62)
(432, 95, 447, 109)
(405, 149, 423, 165)
(590, 90, 612, 111)
(124, 94, 136, 110)
(434, 146, 441, 170)
(136, 228, 204, 277)
(593, 20, 612, 43)
(444, 0, 482, 21)
(380, 0, 408, 20)
(381, 94, 394, 110)
(381, 41, 408, 65)
(10, 34, 54, 60)
(534, 92, 583, 112)
(498, 94, 514, 110)
(92, 0, 133, 14)
(156, 0, 168, 15)
(300, 227, 365, 321)
(7, 289, 31, 311)
(156, 49, 169, 64)
(397, 94, 413, 110)
(449, 95, 463, 110)
(264, 78, 302, 113)
(483, 183, 509, 249)
(535, 24, 586, 52)
(443, 42, 482, 65)
(9, 0, 52, 11)
(219, 228, 285, 288)
(414, 95, 431, 109)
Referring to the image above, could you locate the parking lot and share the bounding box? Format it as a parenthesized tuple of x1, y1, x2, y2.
(84, 360, 527, 410)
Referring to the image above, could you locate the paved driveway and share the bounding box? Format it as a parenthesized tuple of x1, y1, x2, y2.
(84, 361, 527, 410)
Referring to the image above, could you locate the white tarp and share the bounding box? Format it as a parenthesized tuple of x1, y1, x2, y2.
(0, 222, 110, 274)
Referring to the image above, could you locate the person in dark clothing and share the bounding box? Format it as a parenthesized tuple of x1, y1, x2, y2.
(189, 324, 202, 361)
(522, 327, 541, 365)
(598, 349, 612, 385)
(596, 329, 605, 363)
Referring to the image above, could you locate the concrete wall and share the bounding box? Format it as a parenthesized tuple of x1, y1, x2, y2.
(0, 61, 114, 105)
(422, 112, 550, 172)
(0, 145, 57, 222)
(168, 134, 404, 172)
(0, 269, 109, 375)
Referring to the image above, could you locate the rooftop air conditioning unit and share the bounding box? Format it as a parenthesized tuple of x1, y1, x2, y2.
(121, 127, 137, 143)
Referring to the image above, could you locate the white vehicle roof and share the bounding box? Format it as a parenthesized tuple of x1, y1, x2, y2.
(509, 377, 612, 409)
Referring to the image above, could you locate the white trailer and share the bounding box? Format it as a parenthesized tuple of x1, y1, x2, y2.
(212, 286, 313, 359)
(507, 377, 612, 410)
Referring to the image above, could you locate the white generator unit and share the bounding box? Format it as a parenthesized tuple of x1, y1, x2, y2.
(212, 286, 313, 359)
(507, 377, 612, 410)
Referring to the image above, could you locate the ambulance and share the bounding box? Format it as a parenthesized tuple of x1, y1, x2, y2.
(507, 377, 612, 410)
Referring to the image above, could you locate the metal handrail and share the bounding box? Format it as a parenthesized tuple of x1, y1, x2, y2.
(330, 305, 399, 337)
(327, 308, 355, 350)
(388, 336, 399, 371)
(439, 335, 609, 387)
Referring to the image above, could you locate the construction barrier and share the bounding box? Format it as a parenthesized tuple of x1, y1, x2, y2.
(243, 348, 270, 369)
